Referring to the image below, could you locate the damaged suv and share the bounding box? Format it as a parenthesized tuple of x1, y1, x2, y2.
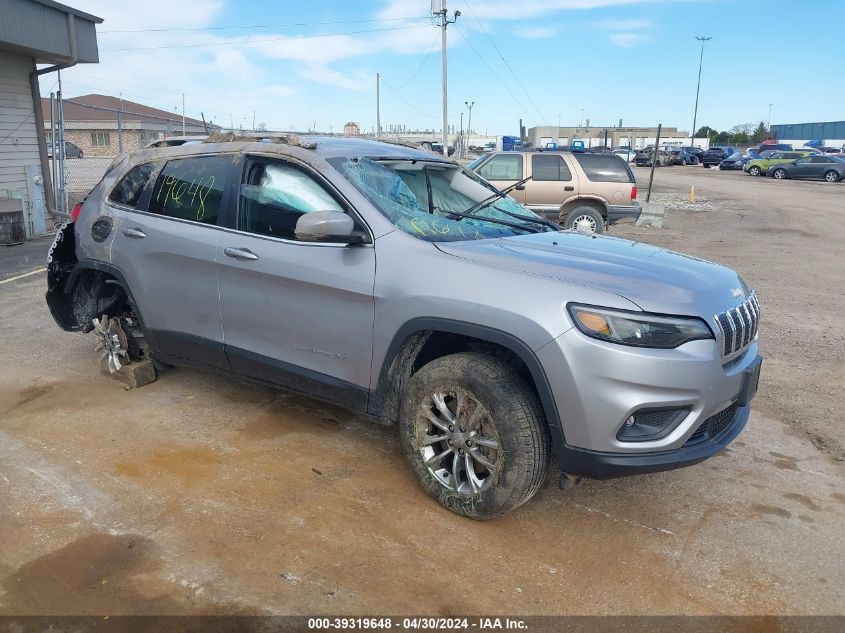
(47, 136, 762, 519)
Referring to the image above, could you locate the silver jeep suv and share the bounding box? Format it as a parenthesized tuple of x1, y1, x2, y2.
(46, 136, 762, 519)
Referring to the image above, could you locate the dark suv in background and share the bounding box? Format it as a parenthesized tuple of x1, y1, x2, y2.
(701, 147, 737, 167)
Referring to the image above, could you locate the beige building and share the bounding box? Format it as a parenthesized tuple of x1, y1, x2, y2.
(343, 121, 361, 136)
(42, 94, 210, 157)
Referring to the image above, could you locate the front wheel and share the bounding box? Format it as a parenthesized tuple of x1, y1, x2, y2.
(748, 166, 761, 176)
(562, 206, 605, 234)
(824, 170, 840, 183)
(399, 353, 550, 519)
(773, 168, 787, 179)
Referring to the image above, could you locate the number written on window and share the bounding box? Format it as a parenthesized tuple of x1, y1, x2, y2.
(148, 156, 230, 225)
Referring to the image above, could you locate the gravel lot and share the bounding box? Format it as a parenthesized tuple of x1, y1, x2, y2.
(0, 166, 843, 617)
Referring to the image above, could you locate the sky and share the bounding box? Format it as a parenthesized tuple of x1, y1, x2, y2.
(46, 0, 845, 137)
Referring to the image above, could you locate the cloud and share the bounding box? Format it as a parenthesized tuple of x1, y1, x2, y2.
(608, 32, 649, 47)
(513, 25, 558, 40)
(596, 19, 652, 30)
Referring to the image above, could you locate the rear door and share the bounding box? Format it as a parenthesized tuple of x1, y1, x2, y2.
(523, 153, 578, 218)
(475, 154, 526, 204)
(109, 155, 233, 369)
(215, 155, 376, 411)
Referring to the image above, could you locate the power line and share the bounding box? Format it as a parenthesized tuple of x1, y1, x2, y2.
(380, 78, 438, 119)
(451, 26, 536, 126)
(392, 34, 439, 90)
(103, 24, 430, 52)
(99, 16, 432, 34)
(462, 0, 549, 126)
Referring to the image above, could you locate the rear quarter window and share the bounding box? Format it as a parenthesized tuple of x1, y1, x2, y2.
(573, 153, 634, 183)
(109, 163, 155, 208)
(148, 156, 232, 225)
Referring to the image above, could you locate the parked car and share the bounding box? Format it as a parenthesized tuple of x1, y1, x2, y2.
(47, 140, 84, 159)
(668, 147, 699, 165)
(796, 146, 822, 154)
(821, 147, 841, 154)
(612, 148, 636, 163)
(757, 142, 792, 153)
(719, 152, 747, 170)
(45, 136, 761, 519)
(743, 150, 813, 176)
(470, 150, 640, 234)
(634, 148, 672, 167)
(701, 147, 737, 167)
(767, 155, 845, 182)
(683, 146, 705, 162)
(145, 135, 207, 148)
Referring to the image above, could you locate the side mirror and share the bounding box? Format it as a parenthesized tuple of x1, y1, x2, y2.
(295, 211, 363, 244)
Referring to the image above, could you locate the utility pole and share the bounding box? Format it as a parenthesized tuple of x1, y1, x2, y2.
(433, 0, 460, 156)
(690, 36, 711, 147)
(117, 92, 124, 153)
(459, 112, 464, 158)
(182, 93, 186, 135)
(252, 110, 256, 133)
(465, 100, 474, 156)
(376, 73, 381, 139)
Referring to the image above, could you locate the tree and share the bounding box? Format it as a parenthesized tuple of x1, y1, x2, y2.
(695, 126, 714, 138)
(750, 121, 767, 144)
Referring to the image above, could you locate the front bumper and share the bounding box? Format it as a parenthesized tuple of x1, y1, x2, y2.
(537, 327, 761, 478)
(607, 203, 642, 223)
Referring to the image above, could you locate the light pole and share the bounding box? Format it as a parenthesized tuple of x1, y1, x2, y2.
(768, 103, 773, 132)
(465, 100, 474, 158)
(690, 36, 711, 147)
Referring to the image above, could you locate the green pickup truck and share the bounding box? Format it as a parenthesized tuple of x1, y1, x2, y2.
(744, 150, 813, 176)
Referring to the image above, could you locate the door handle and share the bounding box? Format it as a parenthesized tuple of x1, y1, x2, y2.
(514, 184, 525, 190)
(564, 186, 575, 191)
(223, 247, 259, 261)
(122, 228, 146, 239)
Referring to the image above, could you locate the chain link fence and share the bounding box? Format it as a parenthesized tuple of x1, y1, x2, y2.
(48, 98, 210, 213)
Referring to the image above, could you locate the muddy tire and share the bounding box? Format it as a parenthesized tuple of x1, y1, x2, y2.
(399, 352, 550, 519)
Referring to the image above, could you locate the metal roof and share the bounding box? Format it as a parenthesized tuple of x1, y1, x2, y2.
(0, 0, 102, 64)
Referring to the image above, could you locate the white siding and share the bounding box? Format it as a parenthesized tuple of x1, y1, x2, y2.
(0, 51, 40, 197)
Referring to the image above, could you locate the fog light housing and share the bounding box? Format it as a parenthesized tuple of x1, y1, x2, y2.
(616, 407, 691, 442)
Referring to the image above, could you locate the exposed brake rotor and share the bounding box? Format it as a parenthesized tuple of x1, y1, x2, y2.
(93, 315, 129, 373)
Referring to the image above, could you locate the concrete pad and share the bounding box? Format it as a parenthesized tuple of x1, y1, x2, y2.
(636, 201, 665, 228)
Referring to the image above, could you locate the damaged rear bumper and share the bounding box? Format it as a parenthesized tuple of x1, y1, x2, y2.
(46, 222, 80, 331)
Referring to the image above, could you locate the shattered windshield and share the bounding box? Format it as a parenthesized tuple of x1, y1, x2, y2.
(328, 157, 555, 242)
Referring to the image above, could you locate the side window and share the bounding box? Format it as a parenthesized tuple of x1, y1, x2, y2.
(109, 163, 155, 208)
(811, 156, 831, 163)
(238, 161, 344, 240)
(148, 156, 230, 225)
(573, 153, 634, 183)
(477, 155, 523, 181)
(531, 154, 572, 181)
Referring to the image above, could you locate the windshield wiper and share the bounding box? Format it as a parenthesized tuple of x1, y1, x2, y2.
(462, 176, 532, 217)
(441, 209, 542, 233)
(490, 206, 561, 232)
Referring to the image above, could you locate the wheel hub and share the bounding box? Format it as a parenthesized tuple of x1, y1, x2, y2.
(93, 315, 128, 373)
(417, 389, 501, 495)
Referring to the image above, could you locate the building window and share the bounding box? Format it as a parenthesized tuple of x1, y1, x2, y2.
(91, 132, 111, 147)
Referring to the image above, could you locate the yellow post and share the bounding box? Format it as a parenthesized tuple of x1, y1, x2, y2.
(689, 184, 696, 203)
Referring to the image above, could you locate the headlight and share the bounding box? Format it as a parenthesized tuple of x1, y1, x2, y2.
(568, 304, 714, 349)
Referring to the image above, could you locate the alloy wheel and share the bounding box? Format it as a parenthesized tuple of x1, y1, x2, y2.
(416, 389, 501, 495)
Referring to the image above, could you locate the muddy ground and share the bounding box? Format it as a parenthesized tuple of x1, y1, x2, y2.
(0, 167, 843, 616)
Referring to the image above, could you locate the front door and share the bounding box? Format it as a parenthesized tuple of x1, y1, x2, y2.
(216, 156, 376, 411)
(110, 155, 233, 369)
(523, 153, 578, 219)
(475, 154, 527, 204)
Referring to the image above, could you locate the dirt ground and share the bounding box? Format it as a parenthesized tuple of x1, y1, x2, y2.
(0, 167, 843, 617)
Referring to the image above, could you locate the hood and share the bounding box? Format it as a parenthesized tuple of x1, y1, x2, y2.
(436, 232, 748, 317)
